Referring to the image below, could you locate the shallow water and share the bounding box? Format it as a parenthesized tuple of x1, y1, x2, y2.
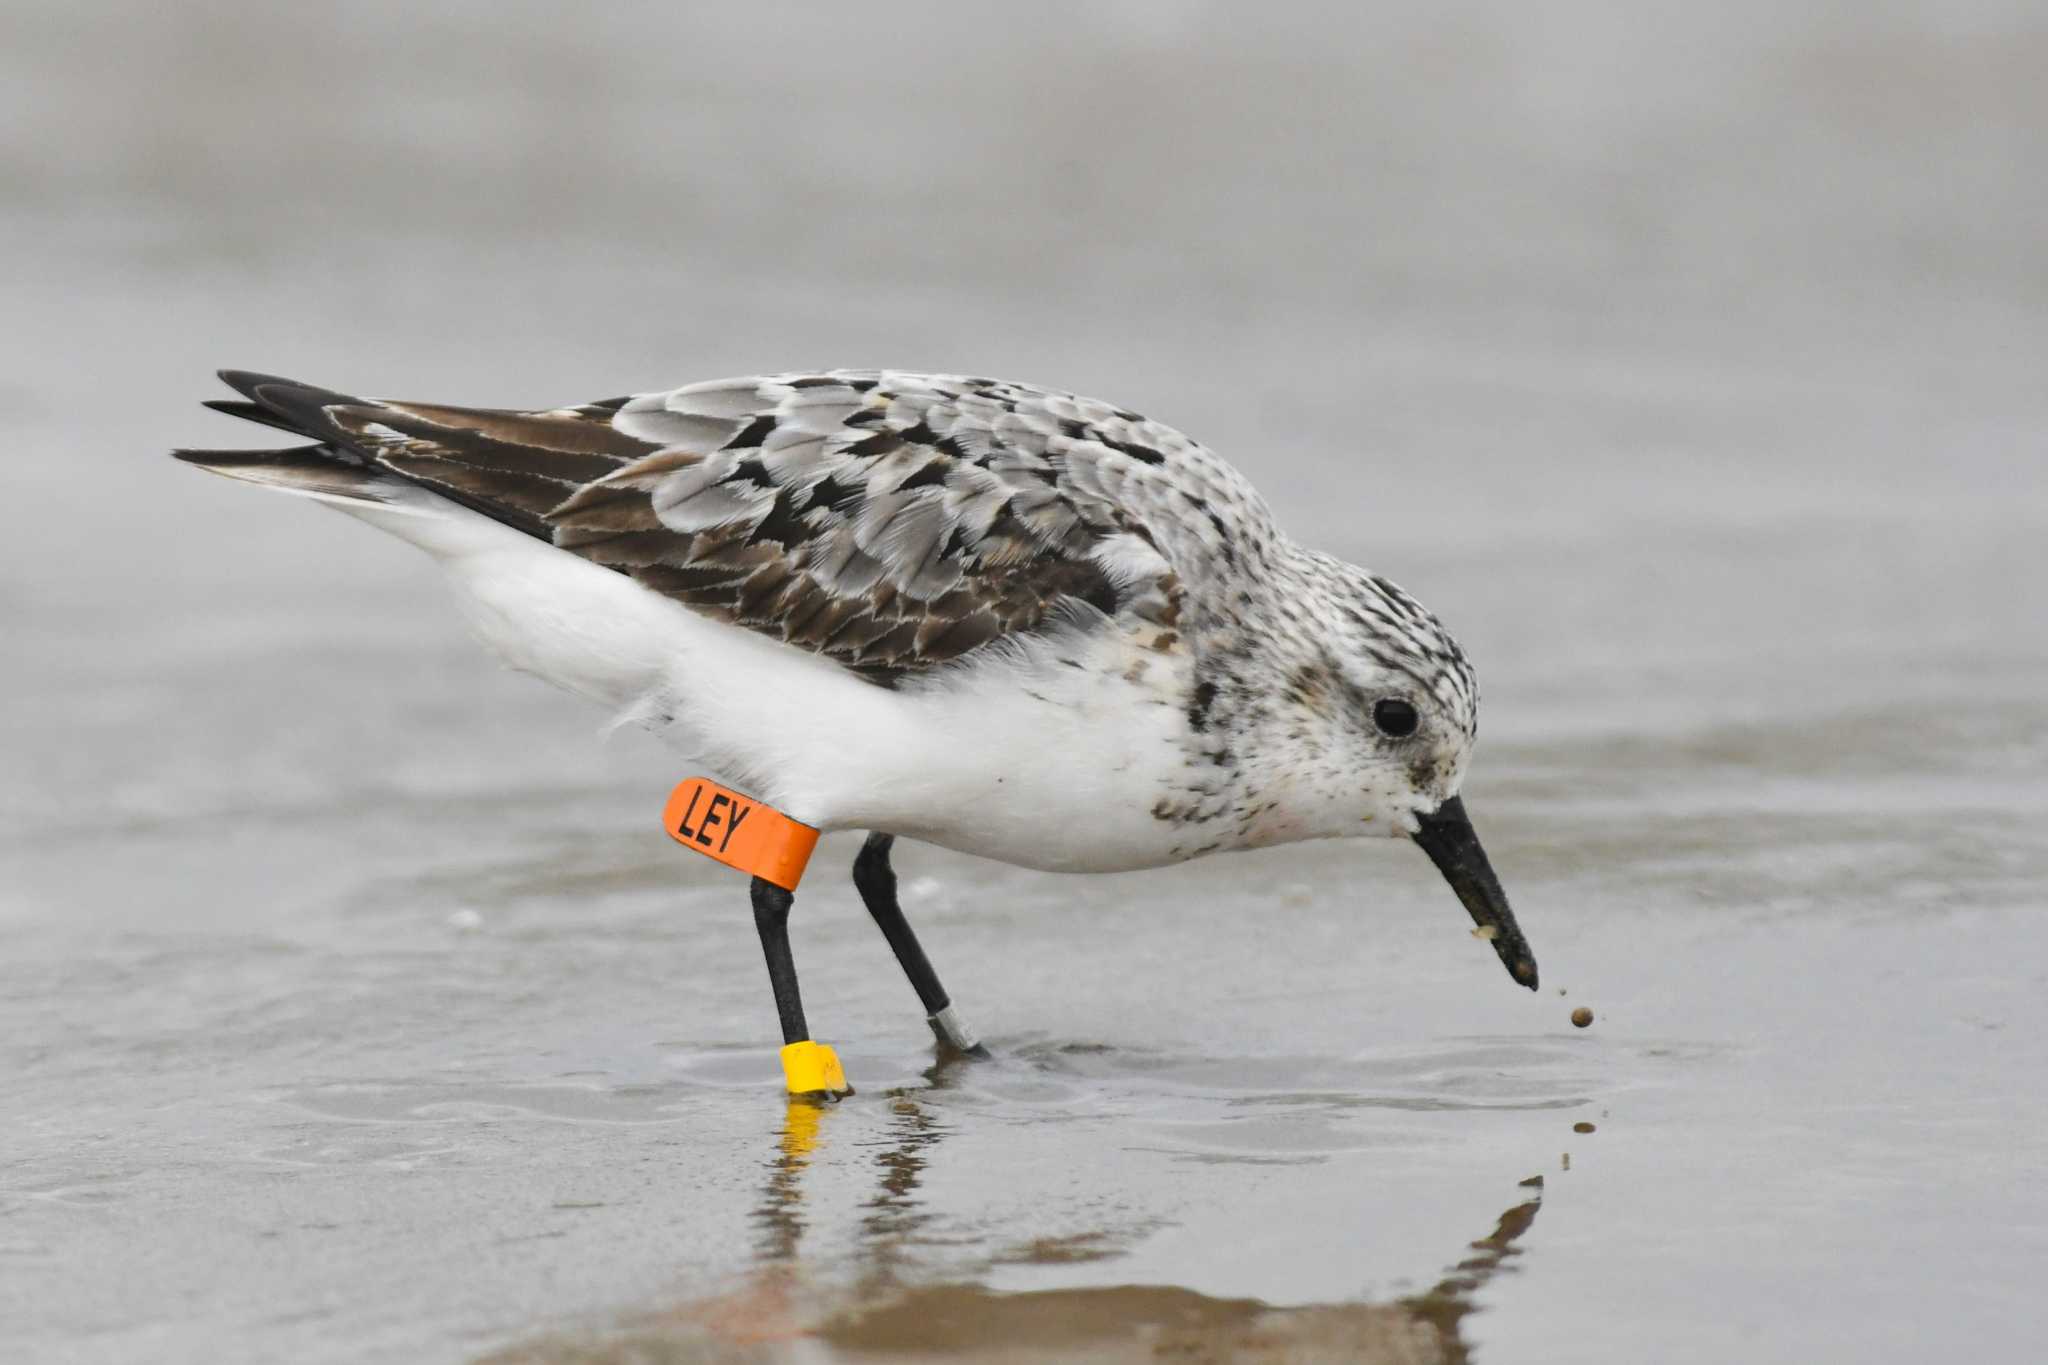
(5, 4, 2047, 1362)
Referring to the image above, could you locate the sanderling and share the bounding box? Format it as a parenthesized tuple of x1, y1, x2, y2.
(176, 369, 1537, 1095)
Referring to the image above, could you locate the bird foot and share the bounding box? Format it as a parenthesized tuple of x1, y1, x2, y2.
(780, 1040, 853, 1100)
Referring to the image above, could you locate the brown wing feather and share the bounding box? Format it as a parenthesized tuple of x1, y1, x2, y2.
(546, 373, 1169, 683)
(207, 370, 1215, 686)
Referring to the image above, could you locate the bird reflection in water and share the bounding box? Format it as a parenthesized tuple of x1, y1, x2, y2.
(753, 1049, 963, 1276)
(750, 1089, 826, 1267)
(486, 1056, 1544, 1363)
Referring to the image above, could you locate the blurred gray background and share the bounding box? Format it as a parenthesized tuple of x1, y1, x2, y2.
(4, 3, 2045, 1363)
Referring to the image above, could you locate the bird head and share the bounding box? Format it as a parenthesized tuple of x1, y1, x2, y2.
(1281, 555, 1538, 991)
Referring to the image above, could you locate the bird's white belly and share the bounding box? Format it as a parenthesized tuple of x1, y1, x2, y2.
(847, 646, 1202, 874)
(652, 622, 1204, 874)
(358, 497, 1207, 873)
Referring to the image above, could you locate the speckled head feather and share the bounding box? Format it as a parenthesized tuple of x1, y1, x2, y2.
(1335, 561, 1481, 741)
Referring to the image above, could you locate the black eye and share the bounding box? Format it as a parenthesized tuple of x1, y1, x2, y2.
(1372, 698, 1419, 738)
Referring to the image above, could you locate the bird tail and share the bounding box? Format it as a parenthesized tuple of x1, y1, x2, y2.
(169, 442, 432, 510)
(173, 370, 424, 511)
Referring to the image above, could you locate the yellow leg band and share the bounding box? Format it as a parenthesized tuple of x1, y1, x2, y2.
(780, 1040, 850, 1098)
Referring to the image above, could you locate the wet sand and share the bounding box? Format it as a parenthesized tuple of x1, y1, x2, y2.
(5, 4, 2047, 1362)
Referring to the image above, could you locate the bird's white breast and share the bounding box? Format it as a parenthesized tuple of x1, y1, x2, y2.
(352, 492, 1203, 872)
(800, 629, 1201, 874)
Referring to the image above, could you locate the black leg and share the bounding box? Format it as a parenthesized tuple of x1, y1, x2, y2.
(751, 876, 809, 1046)
(752, 877, 852, 1100)
(853, 833, 991, 1058)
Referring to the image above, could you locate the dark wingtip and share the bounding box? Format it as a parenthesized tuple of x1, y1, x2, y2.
(216, 369, 306, 401)
(171, 443, 330, 467)
(202, 397, 309, 436)
(210, 371, 368, 444)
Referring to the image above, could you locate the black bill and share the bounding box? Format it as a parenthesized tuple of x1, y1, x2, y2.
(1411, 795, 1538, 990)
